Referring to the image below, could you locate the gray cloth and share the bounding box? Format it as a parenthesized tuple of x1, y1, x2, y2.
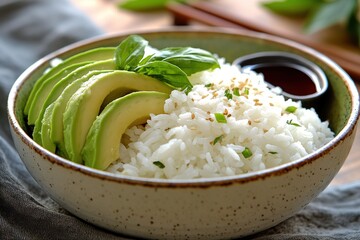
(0, 0, 359, 239)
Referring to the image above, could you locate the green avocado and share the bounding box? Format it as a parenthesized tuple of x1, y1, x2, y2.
(28, 61, 92, 125)
(40, 102, 56, 153)
(29, 59, 116, 126)
(32, 59, 116, 144)
(63, 70, 174, 164)
(82, 91, 169, 170)
(47, 70, 112, 157)
(24, 47, 115, 116)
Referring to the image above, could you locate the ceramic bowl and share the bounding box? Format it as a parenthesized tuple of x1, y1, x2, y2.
(7, 27, 359, 239)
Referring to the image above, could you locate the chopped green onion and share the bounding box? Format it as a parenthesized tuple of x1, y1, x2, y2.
(224, 89, 233, 100)
(269, 151, 278, 154)
(153, 161, 165, 169)
(242, 147, 253, 158)
(212, 135, 224, 145)
(285, 106, 297, 113)
(205, 83, 213, 88)
(244, 87, 249, 95)
(233, 87, 240, 96)
(286, 119, 301, 127)
(214, 113, 227, 123)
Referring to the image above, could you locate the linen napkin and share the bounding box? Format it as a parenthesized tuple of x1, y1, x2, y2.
(1, 0, 359, 239)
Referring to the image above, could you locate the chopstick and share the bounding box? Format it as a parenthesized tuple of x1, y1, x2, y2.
(167, 1, 241, 29)
(166, 1, 360, 81)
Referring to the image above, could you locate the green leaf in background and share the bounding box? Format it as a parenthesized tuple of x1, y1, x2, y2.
(347, 1, 360, 47)
(115, 35, 148, 70)
(262, 0, 360, 48)
(147, 47, 220, 75)
(304, 0, 356, 34)
(135, 61, 192, 90)
(119, 0, 186, 11)
(262, 0, 320, 16)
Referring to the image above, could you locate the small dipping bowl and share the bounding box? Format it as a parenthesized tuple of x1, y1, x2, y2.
(233, 51, 328, 108)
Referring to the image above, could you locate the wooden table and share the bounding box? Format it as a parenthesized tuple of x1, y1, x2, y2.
(70, 0, 360, 186)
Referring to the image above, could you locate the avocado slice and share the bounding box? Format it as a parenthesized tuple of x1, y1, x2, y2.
(46, 70, 113, 157)
(40, 102, 56, 153)
(28, 59, 116, 125)
(32, 59, 116, 144)
(28, 61, 92, 125)
(24, 47, 115, 116)
(63, 70, 174, 163)
(82, 91, 169, 170)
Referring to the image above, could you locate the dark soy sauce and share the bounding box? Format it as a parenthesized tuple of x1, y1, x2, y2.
(247, 63, 317, 96)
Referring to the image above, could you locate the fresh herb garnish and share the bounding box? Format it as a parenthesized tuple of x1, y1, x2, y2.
(242, 147, 253, 158)
(224, 89, 233, 100)
(146, 47, 220, 75)
(205, 83, 213, 88)
(285, 106, 297, 113)
(269, 151, 278, 154)
(115, 35, 148, 71)
(212, 135, 224, 145)
(233, 87, 240, 96)
(286, 119, 301, 127)
(153, 161, 165, 169)
(244, 87, 250, 95)
(214, 113, 227, 123)
(135, 60, 191, 90)
(115, 35, 220, 92)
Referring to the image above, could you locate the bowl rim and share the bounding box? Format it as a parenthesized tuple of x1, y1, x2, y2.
(7, 26, 360, 188)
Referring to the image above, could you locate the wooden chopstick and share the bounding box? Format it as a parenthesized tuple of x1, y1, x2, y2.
(166, 2, 242, 29)
(166, 1, 360, 81)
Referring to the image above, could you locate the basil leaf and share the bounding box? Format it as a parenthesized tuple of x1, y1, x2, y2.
(135, 61, 192, 90)
(115, 35, 148, 71)
(304, 0, 356, 34)
(262, 0, 319, 16)
(139, 53, 154, 65)
(147, 47, 220, 75)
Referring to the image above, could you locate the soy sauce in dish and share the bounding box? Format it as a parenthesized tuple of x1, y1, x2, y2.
(233, 51, 328, 109)
(246, 63, 318, 96)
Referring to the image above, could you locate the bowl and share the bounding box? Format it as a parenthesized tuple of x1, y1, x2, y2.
(7, 27, 359, 239)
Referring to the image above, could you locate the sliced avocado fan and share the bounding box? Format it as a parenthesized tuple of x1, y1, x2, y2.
(63, 70, 174, 164)
(24, 47, 115, 116)
(29, 59, 116, 126)
(82, 91, 169, 170)
(32, 59, 116, 145)
(37, 70, 112, 155)
(28, 61, 92, 125)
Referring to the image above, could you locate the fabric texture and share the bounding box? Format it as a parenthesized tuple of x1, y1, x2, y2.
(0, 0, 359, 239)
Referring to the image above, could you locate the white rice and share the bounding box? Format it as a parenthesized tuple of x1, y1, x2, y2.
(107, 60, 334, 179)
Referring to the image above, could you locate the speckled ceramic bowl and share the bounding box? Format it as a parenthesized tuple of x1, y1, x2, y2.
(7, 27, 359, 239)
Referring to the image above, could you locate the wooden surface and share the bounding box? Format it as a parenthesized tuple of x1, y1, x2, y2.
(70, 0, 360, 186)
